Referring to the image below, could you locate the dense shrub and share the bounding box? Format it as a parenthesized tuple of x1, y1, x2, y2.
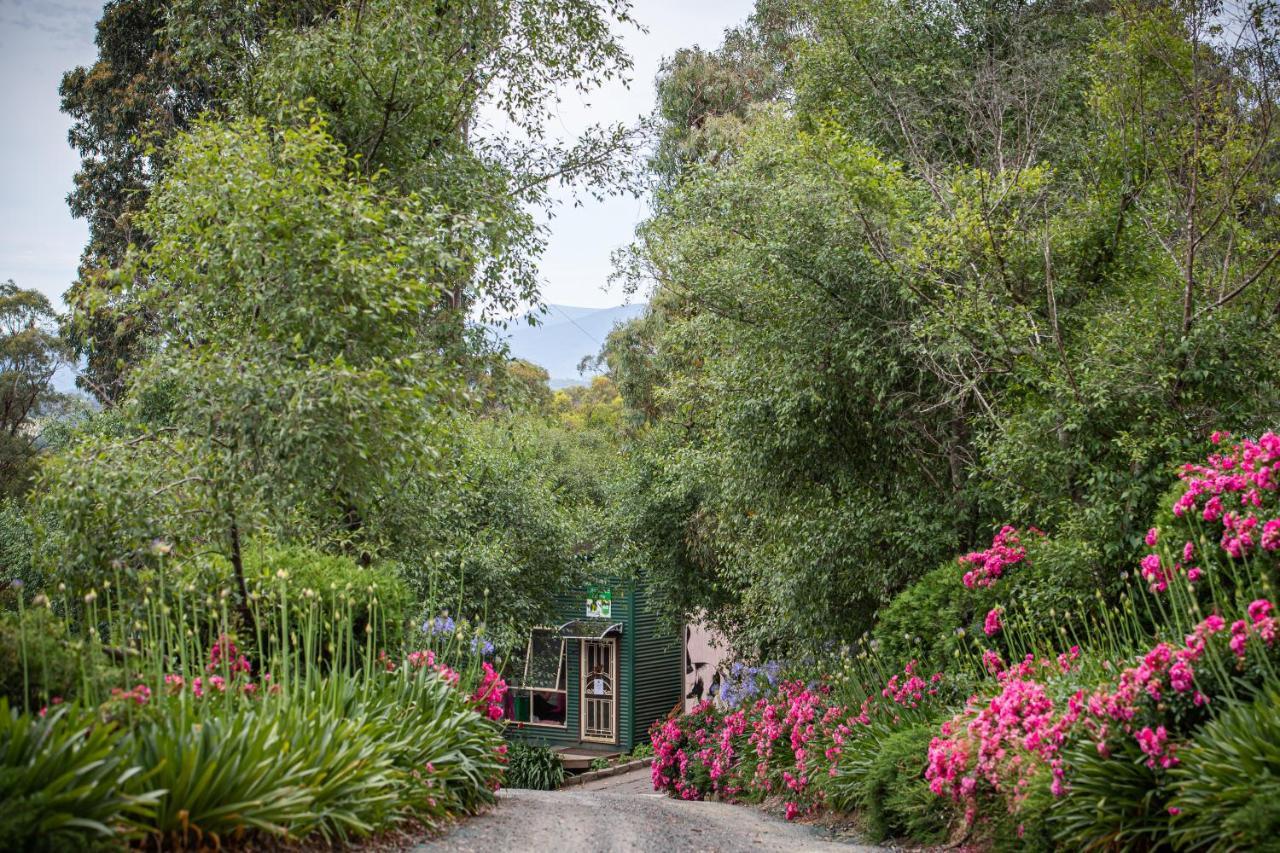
(653, 659, 955, 822)
(124, 665, 504, 848)
(0, 499, 36, 589)
(0, 546, 508, 851)
(238, 544, 414, 653)
(922, 434, 1280, 848)
(503, 741, 565, 790)
(0, 651, 506, 850)
(875, 529, 1103, 672)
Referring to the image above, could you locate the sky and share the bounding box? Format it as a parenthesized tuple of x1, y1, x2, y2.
(0, 0, 756, 313)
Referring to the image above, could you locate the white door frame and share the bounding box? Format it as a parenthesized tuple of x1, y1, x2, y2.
(579, 637, 618, 744)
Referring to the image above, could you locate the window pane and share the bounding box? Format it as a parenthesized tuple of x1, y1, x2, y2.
(526, 630, 564, 689)
(530, 689, 566, 725)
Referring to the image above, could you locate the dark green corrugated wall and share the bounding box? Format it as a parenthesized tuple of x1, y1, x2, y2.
(628, 580, 683, 747)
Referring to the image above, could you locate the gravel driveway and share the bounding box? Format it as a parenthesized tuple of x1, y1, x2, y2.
(412, 769, 886, 853)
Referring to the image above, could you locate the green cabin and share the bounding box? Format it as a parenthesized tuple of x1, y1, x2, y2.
(502, 579, 682, 759)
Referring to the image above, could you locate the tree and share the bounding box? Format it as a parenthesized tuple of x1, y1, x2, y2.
(607, 0, 1280, 652)
(59, 0, 336, 403)
(0, 283, 70, 498)
(37, 117, 464, 611)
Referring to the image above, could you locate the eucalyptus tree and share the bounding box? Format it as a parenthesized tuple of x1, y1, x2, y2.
(36, 117, 471, 613)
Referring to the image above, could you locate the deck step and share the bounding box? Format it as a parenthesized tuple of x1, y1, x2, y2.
(555, 746, 622, 770)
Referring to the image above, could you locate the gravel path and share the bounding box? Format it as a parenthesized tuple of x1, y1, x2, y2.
(412, 769, 885, 853)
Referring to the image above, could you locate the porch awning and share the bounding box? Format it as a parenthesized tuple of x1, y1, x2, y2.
(556, 618, 623, 640)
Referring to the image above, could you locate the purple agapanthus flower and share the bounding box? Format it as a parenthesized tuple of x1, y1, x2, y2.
(423, 615, 456, 636)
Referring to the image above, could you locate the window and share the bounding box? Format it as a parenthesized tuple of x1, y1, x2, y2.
(503, 628, 568, 727)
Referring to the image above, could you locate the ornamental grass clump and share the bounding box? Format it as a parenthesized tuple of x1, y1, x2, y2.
(503, 742, 566, 790)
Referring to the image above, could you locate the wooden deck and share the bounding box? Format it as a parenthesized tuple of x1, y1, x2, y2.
(556, 745, 623, 770)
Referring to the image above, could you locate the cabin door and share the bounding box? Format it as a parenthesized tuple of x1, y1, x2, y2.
(580, 638, 618, 743)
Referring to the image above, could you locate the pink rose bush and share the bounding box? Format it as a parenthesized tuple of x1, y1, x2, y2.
(914, 435, 1280, 839)
(926, 599, 1278, 825)
(652, 661, 948, 820)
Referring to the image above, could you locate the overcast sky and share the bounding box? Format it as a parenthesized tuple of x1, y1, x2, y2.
(0, 0, 755, 312)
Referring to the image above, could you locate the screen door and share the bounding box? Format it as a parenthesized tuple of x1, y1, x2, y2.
(580, 638, 617, 743)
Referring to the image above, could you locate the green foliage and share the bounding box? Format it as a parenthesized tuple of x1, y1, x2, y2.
(0, 547, 505, 849)
(0, 700, 159, 852)
(36, 114, 466, 604)
(1048, 722, 1172, 850)
(123, 669, 504, 847)
(504, 742, 566, 790)
(237, 545, 414, 654)
(874, 533, 1104, 672)
(990, 768, 1059, 853)
(610, 0, 1280, 656)
(61, 0, 640, 399)
(0, 608, 117, 711)
(0, 499, 35, 589)
(1168, 686, 1280, 852)
(128, 702, 320, 846)
(373, 414, 613, 646)
(0, 282, 71, 497)
(829, 721, 950, 843)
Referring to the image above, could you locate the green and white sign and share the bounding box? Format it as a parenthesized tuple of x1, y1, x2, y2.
(586, 586, 612, 618)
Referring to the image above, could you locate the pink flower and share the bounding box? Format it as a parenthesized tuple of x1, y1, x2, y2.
(982, 649, 1005, 675)
(1140, 553, 1168, 592)
(1263, 519, 1280, 551)
(1145, 527, 1159, 547)
(959, 527, 1034, 589)
(983, 607, 1003, 637)
(1204, 496, 1224, 522)
(1135, 726, 1178, 770)
(470, 662, 508, 721)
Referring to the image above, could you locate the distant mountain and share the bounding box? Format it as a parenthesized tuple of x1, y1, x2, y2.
(495, 303, 647, 387)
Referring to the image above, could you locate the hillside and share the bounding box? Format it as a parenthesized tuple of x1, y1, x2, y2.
(496, 303, 646, 387)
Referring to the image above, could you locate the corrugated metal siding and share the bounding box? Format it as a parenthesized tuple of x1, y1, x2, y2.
(629, 581, 683, 746)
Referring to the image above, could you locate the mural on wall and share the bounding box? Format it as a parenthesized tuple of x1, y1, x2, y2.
(684, 621, 730, 713)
